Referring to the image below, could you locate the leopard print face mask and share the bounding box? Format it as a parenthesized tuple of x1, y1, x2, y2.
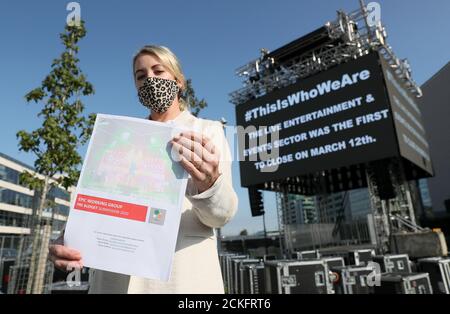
(138, 77, 180, 113)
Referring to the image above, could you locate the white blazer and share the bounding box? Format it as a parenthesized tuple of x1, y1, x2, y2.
(86, 110, 238, 294)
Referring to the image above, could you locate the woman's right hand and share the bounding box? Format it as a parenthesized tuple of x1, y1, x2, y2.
(48, 237, 83, 272)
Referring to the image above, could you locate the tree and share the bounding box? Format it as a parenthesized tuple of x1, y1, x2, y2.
(182, 78, 207, 117)
(239, 229, 248, 236)
(16, 20, 95, 294)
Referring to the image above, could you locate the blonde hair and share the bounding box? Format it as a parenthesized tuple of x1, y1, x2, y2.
(133, 45, 188, 111)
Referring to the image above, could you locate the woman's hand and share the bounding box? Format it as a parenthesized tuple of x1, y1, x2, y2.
(171, 131, 221, 194)
(48, 237, 83, 272)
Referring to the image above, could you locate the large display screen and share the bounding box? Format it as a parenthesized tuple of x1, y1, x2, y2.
(235, 52, 400, 187)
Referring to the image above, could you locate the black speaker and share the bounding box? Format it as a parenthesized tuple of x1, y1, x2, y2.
(371, 160, 396, 200)
(248, 187, 264, 217)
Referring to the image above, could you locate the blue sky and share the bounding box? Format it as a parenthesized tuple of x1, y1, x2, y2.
(0, 0, 449, 236)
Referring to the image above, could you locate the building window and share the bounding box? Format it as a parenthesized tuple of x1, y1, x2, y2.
(0, 188, 34, 209)
(48, 186, 70, 202)
(55, 204, 70, 216)
(0, 165, 20, 185)
(0, 210, 29, 228)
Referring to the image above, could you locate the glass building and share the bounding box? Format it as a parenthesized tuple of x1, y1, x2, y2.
(0, 152, 72, 241)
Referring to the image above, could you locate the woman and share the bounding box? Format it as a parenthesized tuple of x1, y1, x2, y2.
(49, 45, 238, 293)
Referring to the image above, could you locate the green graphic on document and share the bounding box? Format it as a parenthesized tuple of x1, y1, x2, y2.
(80, 117, 185, 206)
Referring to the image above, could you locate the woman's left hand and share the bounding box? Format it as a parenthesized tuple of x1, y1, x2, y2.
(171, 131, 221, 194)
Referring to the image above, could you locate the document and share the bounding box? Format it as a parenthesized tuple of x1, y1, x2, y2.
(64, 114, 189, 281)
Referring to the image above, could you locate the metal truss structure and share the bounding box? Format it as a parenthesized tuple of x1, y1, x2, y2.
(229, 1, 422, 107)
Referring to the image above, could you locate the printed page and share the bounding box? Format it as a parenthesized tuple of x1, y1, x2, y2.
(64, 114, 189, 281)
